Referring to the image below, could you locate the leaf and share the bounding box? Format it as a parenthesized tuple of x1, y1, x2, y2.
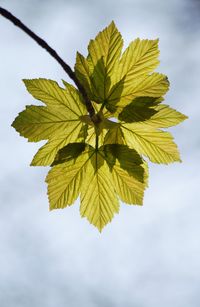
(112, 38, 160, 84)
(31, 123, 84, 166)
(103, 143, 143, 167)
(47, 145, 119, 231)
(111, 162, 147, 205)
(75, 21, 123, 103)
(12, 79, 87, 166)
(12, 105, 81, 142)
(106, 96, 163, 117)
(46, 148, 91, 210)
(52, 142, 86, 166)
(118, 102, 158, 123)
(102, 144, 148, 204)
(104, 125, 125, 144)
(23, 78, 67, 106)
(119, 101, 187, 127)
(105, 38, 163, 108)
(103, 144, 144, 181)
(80, 148, 119, 231)
(75, 52, 100, 102)
(23, 79, 85, 112)
(121, 123, 181, 164)
(86, 126, 107, 147)
(143, 104, 188, 127)
(130, 96, 164, 107)
(108, 73, 169, 108)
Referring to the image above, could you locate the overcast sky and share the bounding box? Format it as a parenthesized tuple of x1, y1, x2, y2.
(0, 0, 199, 306)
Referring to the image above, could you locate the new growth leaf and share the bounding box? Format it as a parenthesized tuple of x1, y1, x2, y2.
(12, 21, 187, 231)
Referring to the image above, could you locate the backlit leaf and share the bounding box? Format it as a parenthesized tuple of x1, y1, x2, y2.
(112, 38, 160, 84)
(144, 104, 188, 127)
(46, 148, 90, 210)
(80, 148, 119, 231)
(102, 144, 148, 204)
(47, 145, 119, 231)
(121, 123, 181, 163)
(11, 22, 187, 231)
(87, 21, 123, 101)
(12, 79, 87, 166)
(108, 73, 169, 108)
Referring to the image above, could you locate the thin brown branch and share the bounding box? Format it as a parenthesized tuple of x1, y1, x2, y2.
(0, 7, 96, 120)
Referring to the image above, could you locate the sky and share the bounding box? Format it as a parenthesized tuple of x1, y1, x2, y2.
(0, 0, 199, 306)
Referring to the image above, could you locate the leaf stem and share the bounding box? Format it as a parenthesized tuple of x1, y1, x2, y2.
(99, 100, 107, 112)
(0, 7, 96, 120)
(95, 133, 99, 151)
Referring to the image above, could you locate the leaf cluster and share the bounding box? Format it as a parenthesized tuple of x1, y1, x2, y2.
(12, 22, 187, 231)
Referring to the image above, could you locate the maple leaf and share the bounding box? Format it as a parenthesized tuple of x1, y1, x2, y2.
(12, 21, 187, 231)
(12, 79, 88, 166)
(46, 143, 147, 231)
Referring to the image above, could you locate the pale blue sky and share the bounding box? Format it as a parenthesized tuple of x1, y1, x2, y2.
(0, 1, 199, 306)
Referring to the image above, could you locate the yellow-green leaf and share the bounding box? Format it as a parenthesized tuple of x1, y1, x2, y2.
(75, 21, 123, 103)
(75, 52, 99, 101)
(118, 102, 157, 123)
(52, 143, 86, 166)
(102, 144, 148, 204)
(113, 38, 160, 84)
(31, 122, 84, 166)
(12, 105, 81, 142)
(111, 162, 147, 205)
(12, 80, 87, 165)
(80, 149, 119, 231)
(121, 123, 181, 164)
(144, 104, 188, 127)
(108, 73, 169, 107)
(104, 125, 125, 145)
(86, 126, 108, 147)
(23, 79, 85, 113)
(46, 148, 91, 210)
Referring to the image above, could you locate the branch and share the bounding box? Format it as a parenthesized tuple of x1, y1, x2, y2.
(0, 7, 96, 120)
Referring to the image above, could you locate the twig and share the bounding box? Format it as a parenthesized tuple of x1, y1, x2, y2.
(0, 7, 96, 120)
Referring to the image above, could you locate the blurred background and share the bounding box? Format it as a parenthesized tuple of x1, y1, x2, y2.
(0, 0, 199, 306)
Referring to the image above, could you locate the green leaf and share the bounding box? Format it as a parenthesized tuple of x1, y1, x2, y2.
(86, 126, 107, 147)
(108, 73, 169, 108)
(80, 148, 119, 231)
(111, 162, 147, 205)
(121, 123, 181, 164)
(130, 96, 164, 107)
(118, 101, 158, 123)
(52, 143, 86, 166)
(106, 96, 163, 117)
(12, 105, 81, 142)
(75, 52, 99, 102)
(47, 145, 119, 231)
(31, 124, 84, 166)
(103, 144, 145, 182)
(105, 38, 164, 109)
(143, 104, 188, 127)
(75, 21, 123, 104)
(103, 143, 143, 167)
(102, 144, 148, 204)
(12, 79, 87, 166)
(112, 38, 160, 84)
(104, 125, 125, 144)
(46, 148, 91, 210)
(118, 101, 187, 127)
(87, 21, 123, 101)
(23, 79, 85, 112)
